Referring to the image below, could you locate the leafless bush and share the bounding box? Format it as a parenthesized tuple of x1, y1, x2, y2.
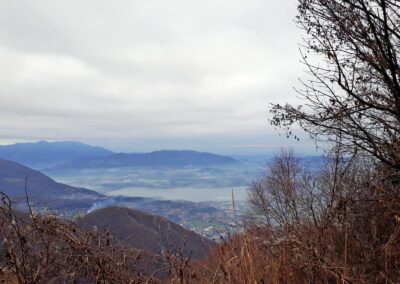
(244, 149, 400, 283)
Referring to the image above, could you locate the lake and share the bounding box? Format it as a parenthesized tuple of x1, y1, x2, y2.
(45, 160, 265, 202)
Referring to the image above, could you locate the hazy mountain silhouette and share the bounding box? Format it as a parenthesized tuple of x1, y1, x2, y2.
(0, 141, 113, 169)
(52, 150, 237, 170)
(79, 206, 214, 260)
(0, 158, 103, 209)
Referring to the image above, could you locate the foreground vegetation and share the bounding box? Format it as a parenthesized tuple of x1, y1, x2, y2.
(0, 149, 399, 283)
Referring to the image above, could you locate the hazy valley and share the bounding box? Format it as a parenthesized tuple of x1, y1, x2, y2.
(0, 141, 269, 239)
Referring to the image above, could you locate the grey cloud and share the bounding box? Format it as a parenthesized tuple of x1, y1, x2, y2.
(0, 0, 310, 154)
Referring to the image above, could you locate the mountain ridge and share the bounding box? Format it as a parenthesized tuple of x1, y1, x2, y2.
(0, 158, 104, 210)
(50, 149, 237, 170)
(0, 141, 237, 170)
(79, 206, 214, 260)
(0, 141, 113, 169)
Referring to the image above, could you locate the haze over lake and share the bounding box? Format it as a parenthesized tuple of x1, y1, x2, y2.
(46, 158, 267, 202)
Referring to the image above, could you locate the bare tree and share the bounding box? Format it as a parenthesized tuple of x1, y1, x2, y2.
(271, 0, 400, 170)
(247, 149, 400, 283)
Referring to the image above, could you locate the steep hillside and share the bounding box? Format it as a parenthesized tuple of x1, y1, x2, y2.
(0, 158, 103, 209)
(79, 206, 214, 260)
(52, 150, 237, 169)
(0, 141, 113, 168)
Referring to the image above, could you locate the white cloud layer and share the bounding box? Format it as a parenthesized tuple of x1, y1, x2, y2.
(0, 0, 313, 154)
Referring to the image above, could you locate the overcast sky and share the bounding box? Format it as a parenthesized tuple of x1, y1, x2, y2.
(0, 0, 315, 155)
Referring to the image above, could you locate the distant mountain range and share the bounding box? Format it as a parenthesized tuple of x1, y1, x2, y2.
(0, 141, 237, 170)
(0, 141, 113, 169)
(53, 150, 237, 170)
(79, 206, 214, 260)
